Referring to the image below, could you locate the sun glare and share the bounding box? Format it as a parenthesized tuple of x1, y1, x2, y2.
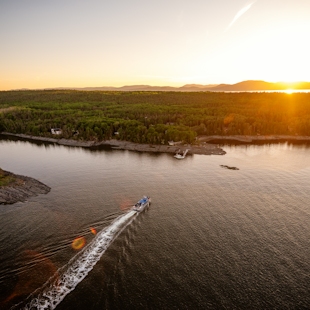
(72, 236, 86, 250)
(285, 89, 294, 94)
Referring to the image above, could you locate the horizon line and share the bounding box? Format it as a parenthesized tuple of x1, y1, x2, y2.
(2, 80, 310, 92)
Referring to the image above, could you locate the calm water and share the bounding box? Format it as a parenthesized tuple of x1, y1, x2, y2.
(0, 137, 309, 309)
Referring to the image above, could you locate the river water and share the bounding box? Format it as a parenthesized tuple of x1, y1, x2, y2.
(0, 137, 309, 309)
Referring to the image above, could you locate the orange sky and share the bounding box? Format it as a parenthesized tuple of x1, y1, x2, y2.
(1, 0, 310, 90)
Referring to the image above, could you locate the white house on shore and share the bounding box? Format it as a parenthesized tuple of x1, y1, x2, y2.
(168, 140, 182, 146)
(51, 128, 62, 135)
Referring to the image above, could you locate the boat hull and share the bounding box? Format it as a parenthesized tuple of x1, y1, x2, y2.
(174, 149, 189, 159)
(132, 196, 151, 212)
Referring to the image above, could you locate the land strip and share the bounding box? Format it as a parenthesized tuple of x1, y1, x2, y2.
(1, 132, 226, 155)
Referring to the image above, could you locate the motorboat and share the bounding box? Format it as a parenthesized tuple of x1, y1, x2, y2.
(132, 196, 151, 212)
(174, 149, 189, 159)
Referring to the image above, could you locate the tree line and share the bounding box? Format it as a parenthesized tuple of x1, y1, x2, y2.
(1, 90, 310, 144)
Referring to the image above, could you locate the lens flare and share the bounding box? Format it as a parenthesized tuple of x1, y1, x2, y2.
(72, 237, 86, 250)
(2, 250, 57, 306)
(223, 114, 234, 125)
(119, 198, 132, 211)
(90, 227, 97, 235)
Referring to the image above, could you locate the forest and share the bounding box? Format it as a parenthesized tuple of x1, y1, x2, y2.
(1, 90, 310, 145)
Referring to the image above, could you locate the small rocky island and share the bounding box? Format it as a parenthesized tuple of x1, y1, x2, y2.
(0, 169, 50, 205)
(220, 165, 240, 170)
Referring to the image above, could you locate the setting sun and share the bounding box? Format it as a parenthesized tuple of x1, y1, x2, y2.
(285, 89, 294, 94)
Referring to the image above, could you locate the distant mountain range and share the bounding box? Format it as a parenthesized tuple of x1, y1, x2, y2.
(72, 80, 310, 92)
(14, 80, 310, 92)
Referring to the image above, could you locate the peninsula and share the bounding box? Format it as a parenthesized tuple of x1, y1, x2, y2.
(0, 132, 226, 155)
(0, 168, 51, 205)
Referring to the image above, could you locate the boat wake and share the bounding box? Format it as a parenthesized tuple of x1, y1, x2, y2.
(14, 210, 137, 310)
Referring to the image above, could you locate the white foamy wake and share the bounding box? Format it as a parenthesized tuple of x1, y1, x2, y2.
(16, 210, 137, 310)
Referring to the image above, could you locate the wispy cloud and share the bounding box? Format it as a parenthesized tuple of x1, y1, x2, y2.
(225, 1, 256, 32)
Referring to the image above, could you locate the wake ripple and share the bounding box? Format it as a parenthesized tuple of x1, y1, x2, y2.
(14, 210, 137, 310)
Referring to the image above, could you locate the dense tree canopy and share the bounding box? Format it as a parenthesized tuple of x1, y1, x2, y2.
(1, 90, 310, 144)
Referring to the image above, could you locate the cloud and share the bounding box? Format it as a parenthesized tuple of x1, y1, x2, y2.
(225, 1, 256, 32)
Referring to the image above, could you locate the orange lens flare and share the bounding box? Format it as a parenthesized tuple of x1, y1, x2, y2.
(72, 237, 86, 250)
(3, 250, 58, 305)
(119, 198, 131, 211)
(90, 227, 97, 235)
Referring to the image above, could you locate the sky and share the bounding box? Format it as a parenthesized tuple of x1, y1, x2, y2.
(1, 0, 310, 90)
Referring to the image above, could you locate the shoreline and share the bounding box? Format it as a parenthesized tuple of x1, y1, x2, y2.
(0, 132, 226, 155)
(2, 132, 310, 156)
(0, 169, 51, 205)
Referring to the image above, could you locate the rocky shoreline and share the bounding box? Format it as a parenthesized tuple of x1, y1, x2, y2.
(0, 170, 51, 205)
(101, 139, 227, 155)
(2, 132, 310, 157)
(0, 132, 226, 155)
